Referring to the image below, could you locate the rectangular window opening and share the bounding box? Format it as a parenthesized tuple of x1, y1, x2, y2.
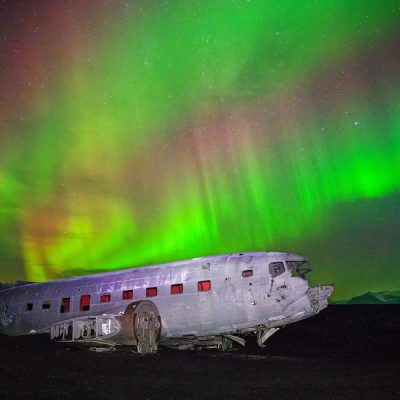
(242, 270, 253, 278)
(26, 303, 33, 311)
(80, 294, 90, 311)
(146, 287, 157, 297)
(42, 300, 51, 310)
(100, 293, 111, 303)
(198, 280, 211, 292)
(122, 290, 133, 300)
(171, 283, 183, 295)
(60, 297, 70, 313)
(269, 262, 285, 278)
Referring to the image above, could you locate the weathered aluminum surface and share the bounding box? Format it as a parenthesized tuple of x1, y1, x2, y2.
(0, 251, 334, 349)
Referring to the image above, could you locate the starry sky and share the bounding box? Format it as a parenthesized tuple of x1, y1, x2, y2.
(0, 0, 399, 300)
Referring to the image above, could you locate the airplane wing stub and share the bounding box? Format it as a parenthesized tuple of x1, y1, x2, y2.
(50, 315, 121, 343)
(51, 300, 162, 354)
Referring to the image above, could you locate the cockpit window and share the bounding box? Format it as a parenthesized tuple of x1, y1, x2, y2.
(269, 262, 285, 278)
(287, 260, 312, 279)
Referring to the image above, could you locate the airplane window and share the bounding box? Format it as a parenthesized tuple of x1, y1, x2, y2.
(100, 294, 111, 303)
(171, 283, 183, 295)
(242, 270, 253, 278)
(60, 297, 70, 313)
(42, 300, 51, 310)
(80, 294, 90, 311)
(26, 303, 33, 311)
(269, 262, 285, 278)
(146, 287, 157, 297)
(122, 290, 133, 300)
(198, 280, 211, 292)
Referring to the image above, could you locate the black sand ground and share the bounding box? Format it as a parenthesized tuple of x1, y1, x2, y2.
(0, 305, 399, 399)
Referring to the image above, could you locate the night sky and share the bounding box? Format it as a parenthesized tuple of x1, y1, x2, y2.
(0, 1, 399, 300)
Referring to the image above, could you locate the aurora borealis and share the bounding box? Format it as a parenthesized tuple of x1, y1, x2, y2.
(0, 1, 399, 300)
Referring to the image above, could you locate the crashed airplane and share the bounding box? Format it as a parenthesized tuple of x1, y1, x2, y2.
(0, 252, 333, 353)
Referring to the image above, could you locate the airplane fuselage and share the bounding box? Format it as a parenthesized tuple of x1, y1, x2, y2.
(0, 252, 333, 351)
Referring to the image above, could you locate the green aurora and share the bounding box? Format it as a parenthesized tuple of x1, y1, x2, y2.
(0, 0, 399, 300)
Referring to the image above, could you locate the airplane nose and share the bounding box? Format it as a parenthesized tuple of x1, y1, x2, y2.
(308, 284, 334, 312)
(320, 284, 334, 300)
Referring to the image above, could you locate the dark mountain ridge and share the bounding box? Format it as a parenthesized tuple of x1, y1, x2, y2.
(332, 290, 400, 304)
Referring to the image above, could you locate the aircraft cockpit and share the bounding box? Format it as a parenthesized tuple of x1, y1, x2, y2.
(286, 260, 312, 279)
